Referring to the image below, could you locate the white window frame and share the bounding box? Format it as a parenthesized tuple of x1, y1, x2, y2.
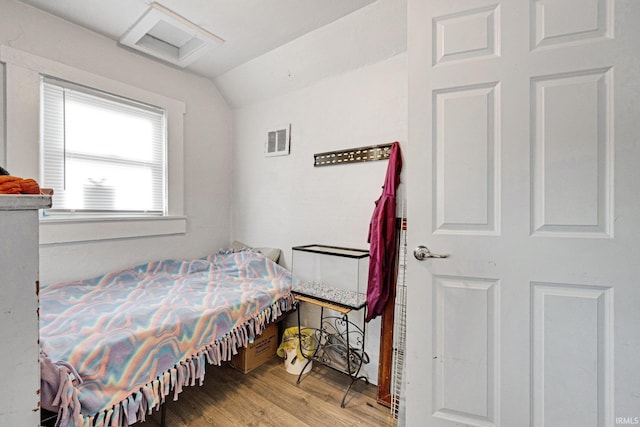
(41, 76, 168, 216)
(0, 46, 186, 244)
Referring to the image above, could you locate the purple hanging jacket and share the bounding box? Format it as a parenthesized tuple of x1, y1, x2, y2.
(366, 141, 402, 322)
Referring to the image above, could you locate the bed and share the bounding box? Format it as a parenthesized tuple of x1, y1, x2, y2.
(39, 249, 293, 427)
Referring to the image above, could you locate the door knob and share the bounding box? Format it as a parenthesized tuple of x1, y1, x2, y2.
(414, 245, 449, 261)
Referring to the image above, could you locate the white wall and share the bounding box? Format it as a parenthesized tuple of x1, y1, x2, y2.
(226, 1, 407, 383)
(0, 0, 233, 285)
(230, 54, 407, 264)
(230, 52, 407, 384)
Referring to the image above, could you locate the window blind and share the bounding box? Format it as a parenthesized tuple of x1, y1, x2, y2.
(41, 77, 167, 215)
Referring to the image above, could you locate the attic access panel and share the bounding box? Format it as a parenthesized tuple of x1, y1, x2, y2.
(120, 2, 224, 67)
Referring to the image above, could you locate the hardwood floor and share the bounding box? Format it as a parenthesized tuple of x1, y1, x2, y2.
(138, 357, 397, 427)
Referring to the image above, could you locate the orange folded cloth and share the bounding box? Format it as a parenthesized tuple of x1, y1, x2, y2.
(20, 178, 41, 194)
(0, 176, 41, 194)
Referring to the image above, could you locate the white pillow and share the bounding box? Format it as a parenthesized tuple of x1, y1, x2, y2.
(231, 240, 282, 263)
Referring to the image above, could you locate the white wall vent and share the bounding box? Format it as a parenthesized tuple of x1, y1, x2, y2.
(120, 2, 224, 67)
(265, 124, 291, 157)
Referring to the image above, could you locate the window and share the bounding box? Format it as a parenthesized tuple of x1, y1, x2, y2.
(41, 77, 167, 216)
(1, 46, 185, 244)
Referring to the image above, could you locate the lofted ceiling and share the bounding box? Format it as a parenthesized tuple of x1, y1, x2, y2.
(18, 0, 377, 80)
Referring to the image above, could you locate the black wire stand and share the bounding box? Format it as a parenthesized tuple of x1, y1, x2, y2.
(292, 284, 369, 408)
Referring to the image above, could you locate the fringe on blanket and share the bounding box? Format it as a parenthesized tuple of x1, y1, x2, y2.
(48, 293, 295, 427)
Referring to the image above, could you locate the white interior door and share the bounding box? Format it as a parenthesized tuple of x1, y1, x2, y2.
(405, 1, 640, 426)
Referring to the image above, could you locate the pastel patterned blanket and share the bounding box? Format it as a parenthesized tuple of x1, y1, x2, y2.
(40, 250, 293, 427)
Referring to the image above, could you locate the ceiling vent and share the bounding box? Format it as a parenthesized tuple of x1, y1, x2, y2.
(120, 2, 224, 67)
